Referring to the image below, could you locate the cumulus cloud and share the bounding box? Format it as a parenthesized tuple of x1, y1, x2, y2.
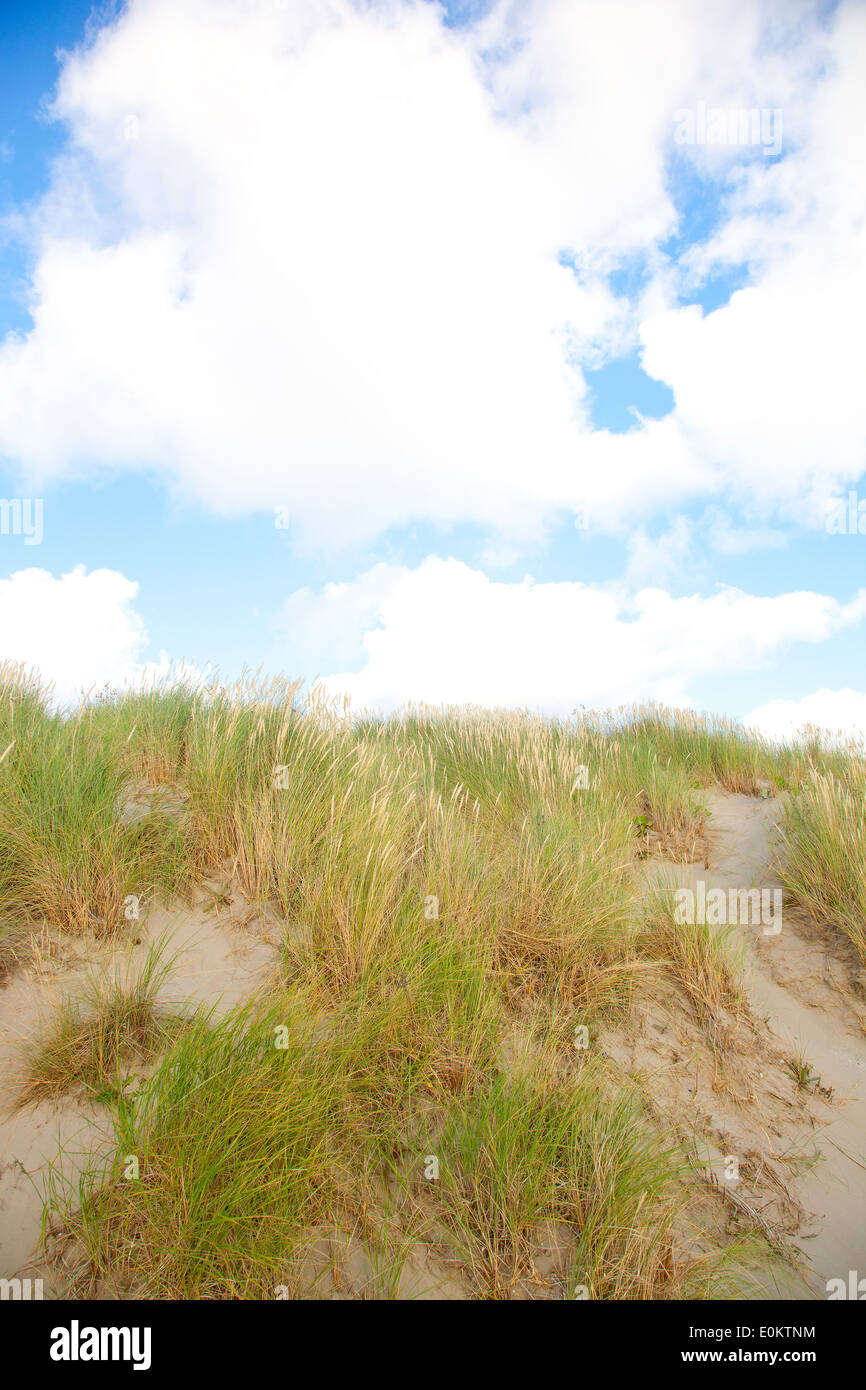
(0, 565, 206, 706)
(0, 566, 148, 703)
(623, 515, 694, 588)
(275, 561, 405, 675)
(639, 1, 866, 524)
(744, 688, 866, 744)
(0, 0, 859, 551)
(274, 555, 866, 713)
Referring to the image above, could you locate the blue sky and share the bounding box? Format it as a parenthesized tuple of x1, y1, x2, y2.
(0, 0, 864, 737)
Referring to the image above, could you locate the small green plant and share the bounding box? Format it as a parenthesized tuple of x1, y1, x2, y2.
(15, 937, 189, 1107)
(785, 1055, 818, 1091)
(784, 1052, 834, 1100)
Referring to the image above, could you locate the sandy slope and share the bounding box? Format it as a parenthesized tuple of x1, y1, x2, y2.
(618, 790, 866, 1298)
(1, 792, 864, 1298)
(0, 876, 279, 1289)
(699, 792, 866, 1295)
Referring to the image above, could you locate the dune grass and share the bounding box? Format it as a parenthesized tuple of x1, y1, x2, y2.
(777, 763, 866, 964)
(15, 940, 189, 1107)
(642, 882, 746, 1051)
(3, 666, 857, 1299)
(411, 1058, 699, 1299)
(62, 992, 746, 1300)
(0, 664, 193, 937)
(0, 914, 28, 981)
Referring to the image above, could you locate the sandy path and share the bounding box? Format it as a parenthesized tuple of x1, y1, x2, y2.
(694, 791, 866, 1296)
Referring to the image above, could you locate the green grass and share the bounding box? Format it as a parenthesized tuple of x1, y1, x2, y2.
(777, 764, 866, 963)
(410, 1059, 703, 1299)
(61, 995, 748, 1300)
(0, 665, 193, 936)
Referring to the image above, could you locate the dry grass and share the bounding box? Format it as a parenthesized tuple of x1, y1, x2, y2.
(641, 880, 746, 1052)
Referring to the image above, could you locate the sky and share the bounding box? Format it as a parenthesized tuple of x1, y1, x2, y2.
(0, 0, 864, 738)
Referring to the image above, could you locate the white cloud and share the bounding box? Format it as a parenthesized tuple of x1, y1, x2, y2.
(5, 558, 862, 725)
(745, 688, 866, 744)
(0, 565, 209, 706)
(639, 2, 866, 524)
(702, 507, 788, 556)
(284, 555, 866, 713)
(623, 515, 693, 588)
(274, 561, 403, 674)
(0, 0, 859, 552)
(0, 566, 148, 704)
